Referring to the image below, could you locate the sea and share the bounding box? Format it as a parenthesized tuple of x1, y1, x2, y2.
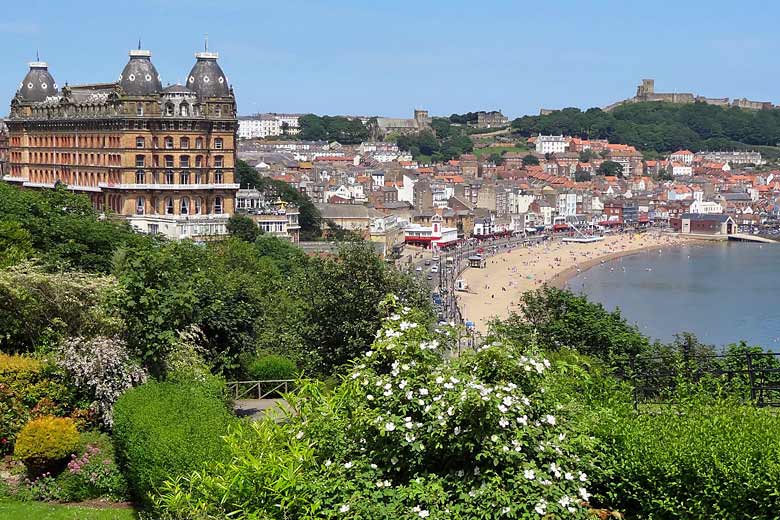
(565, 242, 780, 351)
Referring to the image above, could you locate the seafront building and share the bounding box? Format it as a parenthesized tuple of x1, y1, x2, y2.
(4, 47, 239, 240)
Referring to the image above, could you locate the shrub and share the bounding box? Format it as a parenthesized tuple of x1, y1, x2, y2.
(62, 434, 128, 501)
(112, 381, 235, 507)
(0, 355, 80, 455)
(156, 302, 596, 519)
(14, 416, 80, 475)
(590, 402, 780, 519)
(245, 354, 297, 381)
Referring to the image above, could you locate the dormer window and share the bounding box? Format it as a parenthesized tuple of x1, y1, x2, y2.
(215, 106, 222, 117)
(180, 103, 189, 117)
(165, 103, 174, 116)
(136, 103, 143, 116)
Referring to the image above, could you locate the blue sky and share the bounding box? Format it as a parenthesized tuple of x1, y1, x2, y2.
(2, 0, 779, 118)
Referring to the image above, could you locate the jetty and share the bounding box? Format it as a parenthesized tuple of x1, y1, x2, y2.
(729, 233, 778, 244)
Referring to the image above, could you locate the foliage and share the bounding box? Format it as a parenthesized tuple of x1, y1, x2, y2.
(60, 438, 128, 501)
(396, 129, 474, 163)
(0, 354, 81, 455)
(155, 303, 595, 519)
(489, 286, 648, 366)
(298, 114, 368, 144)
(0, 183, 143, 273)
(226, 214, 260, 243)
(14, 417, 80, 475)
(0, 264, 121, 354)
(588, 402, 780, 519)
(511, 101, 780, 154)
(244, 354, 297, 381)
(596, 160, 623, 177)
(521, 154, 540, 166)
(54, 336, 147, 427)
(449, 112, 480, 124)
(112, 381, 235, 507)
(574, 170, 592, 182)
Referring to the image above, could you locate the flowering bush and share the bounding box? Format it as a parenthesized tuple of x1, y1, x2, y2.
(14, 416, 80, 475)
(55, 335, 147, 427)
(156, 300, 595, 519)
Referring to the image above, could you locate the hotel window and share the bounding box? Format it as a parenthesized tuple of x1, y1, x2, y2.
(215, 106, 222, 117)
(214, 156, 223, 168)
(214, 170, 223, 183)
(135, 197, 145, 215)
(180, 155, 190, 168)
(135, 170, 145, 184)
(136, 103, 143, 116)
(214, 196, 223, 214)
(164, 136, 173, 149)
(180, 171, 189, 184)
(193, 104, 200, 116)
(180, 197, 189, 215)
(180, 137, 189, 149)
(195, 155, 203, 168)
(195, 137, 203, 149)
(164, 155, 174, 168)
(152, 137, 159, 149)
(165, 170, 174, 184)
(180, 103, 189, 117)
(214, 138, 223, 150)
(136, 136, 145, 148)
(195, 197, 202, 214)
(165, 197, 174, 214)
(195, 172, 203, 184)
(165, 103, 174, 116)
(135, 155, 145, 167)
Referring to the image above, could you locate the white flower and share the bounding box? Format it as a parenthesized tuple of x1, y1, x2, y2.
(344, 461, 353, 469)
(367, 394, 374, 401)
(457, 469, 465, 477)
(405, 433, 416, 442)
(399, 321, 417, 331)
(545, 414, 557, 425)
(579, 471, 588, 482)
(339, 504, 350, 513)
(524, 469, 535, 480)
(399, 380, 408, 390)
(419, 388, 429, 396)
(534, 499, 547, 515)
(517, 415, 528, 426)
(365, 351, 374, 358)
(443, 382, 454, 390)
(324, 459, 332, 467)
(295, 431, 304, 440)
(418, 510, 430, 518)
(579, 487, 591, 501)
(502, 506, 510, 514)
(370, 463, 378, 469)
(453, 426, 461, 435)
(391, 457, 398, 465)
(558, 496, 572, 508)
(406, 391, 414, 400)
(435, 376, 444, 384)
(384, 383, 392, 390)
(498, 404, 508, 414)
(499, 418, 509, 428)
(565, 472, 574, 481)
(385, 422, 396, 432)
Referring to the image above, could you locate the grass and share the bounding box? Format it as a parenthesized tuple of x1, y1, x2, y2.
(0, 499, 136, 520)
(472, 145, 529, 159)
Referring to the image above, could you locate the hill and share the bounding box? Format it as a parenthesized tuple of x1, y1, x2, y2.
(511, 102, 780, 159)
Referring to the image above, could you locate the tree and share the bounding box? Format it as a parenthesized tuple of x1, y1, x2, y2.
(522, 154, 540, 166)
(597, 160, 624, 177)
(578, 149, 598, 163)
(226, 215, 259, 243)
(235, 159, 261, 188)
(489, 152, 505, 165)
(574, 170, 592, 182)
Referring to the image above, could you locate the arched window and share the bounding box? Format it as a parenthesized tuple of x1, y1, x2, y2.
(165, 197, 174, 214)
(214, 138, 223, 150)
(180, 197, 189, 215)
(135, 197, 145, 215)
(195, 155, 203, 168)
(180, 155, 189, 168)
(195, 137, 203, 149)
(195, 197, 203, 214)
(180, 137, 189, 149)
(193, 104, 201, 116)
(164, 136, 174, 149)
(214, 196, 223, 214)
(165, 103, 174, 116)
(136, 136, 145, 148)
(135, 170, 145, 184)
(135, 154, 145, 167)
(214, 155, 223, 168)
(180, 103, 189, 117)
(180, 171, 189, 184)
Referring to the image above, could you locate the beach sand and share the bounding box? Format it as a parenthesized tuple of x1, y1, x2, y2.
(457, 232, 686, 333)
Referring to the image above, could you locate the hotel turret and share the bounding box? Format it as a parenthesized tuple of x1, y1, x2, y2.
(4, 47, 239, 239)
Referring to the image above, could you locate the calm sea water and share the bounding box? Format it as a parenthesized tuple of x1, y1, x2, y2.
(565, 242, 780, 350)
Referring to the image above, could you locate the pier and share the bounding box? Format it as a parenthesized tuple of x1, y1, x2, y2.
(729, 233, 778, 244)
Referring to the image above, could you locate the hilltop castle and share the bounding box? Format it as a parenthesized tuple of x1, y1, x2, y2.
(603, 79, 774, 112)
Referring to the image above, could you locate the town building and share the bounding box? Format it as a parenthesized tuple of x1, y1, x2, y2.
(535, 135, 567, 155)
(403, 214, 458, 250)
(371, 109, 432, 138)
(238, 113, 301, 139)
(235, 189, 301, 242)
(5, 47, 239, 240)
(0, 120, 8, 176)
(475, 110, 509, 129)
(673, 213, 736, 235)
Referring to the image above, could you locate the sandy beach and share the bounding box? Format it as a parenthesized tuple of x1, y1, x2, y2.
(457, 233, 687, 333)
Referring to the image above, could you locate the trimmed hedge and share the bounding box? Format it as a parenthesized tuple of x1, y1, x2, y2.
(245, 354, 297, 381)
(112, 381, 235, 506)
(14, 416, 80, 475)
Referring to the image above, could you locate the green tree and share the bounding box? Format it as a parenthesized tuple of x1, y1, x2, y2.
(578, 149, 597, 163)
(574, 170, 592, 182)
(597, 160, 624, 177)
(522, 154, 540, 166)
(226, 214, 260, 243)
(235, 159, 261, 189)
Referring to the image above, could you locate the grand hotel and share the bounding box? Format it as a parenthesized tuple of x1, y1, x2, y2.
(4, 46, 239, 239)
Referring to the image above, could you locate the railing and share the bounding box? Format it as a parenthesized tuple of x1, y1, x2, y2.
(226, 380, 294, 400)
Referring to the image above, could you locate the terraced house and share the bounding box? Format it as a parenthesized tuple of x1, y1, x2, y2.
(4, 46, 239, 240)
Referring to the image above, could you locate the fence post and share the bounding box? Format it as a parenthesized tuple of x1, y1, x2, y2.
(746, 352, 757, 406)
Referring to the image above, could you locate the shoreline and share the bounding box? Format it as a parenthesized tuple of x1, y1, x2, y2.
(457, 232, 690, 333)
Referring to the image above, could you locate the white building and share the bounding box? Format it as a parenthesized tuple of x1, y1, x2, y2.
(403, 215, 458, 250)
(669, 150, 694, 165)
(238, 113, 302, 139)
(672, 162, 693, 177)
(689, 200, 723, 214)
(557, 192, 578, 217)
(535, 135, 567, 154)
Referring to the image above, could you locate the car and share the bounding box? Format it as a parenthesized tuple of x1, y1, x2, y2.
(424, 259, 431, 266)
(415, 266, 423, 273)
(430, 265, 439, 273)
(427, 273, 433, 280)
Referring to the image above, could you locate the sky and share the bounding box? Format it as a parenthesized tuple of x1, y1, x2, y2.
(3, 0, 780, 119)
